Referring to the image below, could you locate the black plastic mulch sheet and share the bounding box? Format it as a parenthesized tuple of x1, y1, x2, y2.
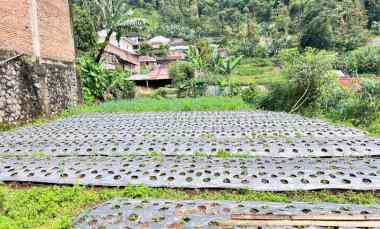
(1, 155, 380, 191)
(0, 111, 379, 158)
(74, 199, 380, 228)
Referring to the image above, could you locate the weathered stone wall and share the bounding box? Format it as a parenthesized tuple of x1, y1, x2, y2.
(0, 51, 81, 124)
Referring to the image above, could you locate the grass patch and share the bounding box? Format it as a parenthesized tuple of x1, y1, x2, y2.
(215, 150, 251, 159)
(64, 96, 252, 115)
(230, 58, 285, 86)
(0, 97, 252, 132)
(0, 184, 379, 229)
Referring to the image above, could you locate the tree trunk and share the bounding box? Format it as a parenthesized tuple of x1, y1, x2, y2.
(95, 30, 113, 64)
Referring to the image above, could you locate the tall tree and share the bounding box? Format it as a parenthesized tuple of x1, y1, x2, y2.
(300, 0, 368, 51)
(363, 0, 380, 29)
(72, 4, 97, 55)
(82, 0, 145, 63)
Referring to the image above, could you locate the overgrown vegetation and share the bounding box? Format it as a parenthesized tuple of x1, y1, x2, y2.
(1, 184, 380, 229)
(338, 45, 380, 75)
(65, 96, 251, 114)
(242, 48, 380, 134)
(79, 56, 136, 102)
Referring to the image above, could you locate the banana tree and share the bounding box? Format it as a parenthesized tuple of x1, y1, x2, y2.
(216, 55, 244, 75)
(186, 46, 208, 76)
(82, 0, 146, 63)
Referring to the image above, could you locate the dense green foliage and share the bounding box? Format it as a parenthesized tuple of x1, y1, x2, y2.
(300, 0, 368, 51)
(1, 184, 379, 229)
(102, 0, 380, 56)
(79, 56, 136, 102)
(72, 0, 380, 59)
(65, 96, 251, 114)
(72, 5, 97, 55)
(243, 48, 337, 112)
(339, 46, 380, 75)
(242, 48, 380, 133)
(318, 78, 380, 127)
(169, 61, 196, 83)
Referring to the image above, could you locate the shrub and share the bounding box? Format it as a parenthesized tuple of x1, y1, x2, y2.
(79, 56, 136, 102)
(241, 86, 262, 105)
(152, 88, 168, 99)
(79, 56, 109, 102)
(221, 80, 242, 97)
(277, 48, 337, 112)
(371, 21, 380, 35)
(340, 46, 380, 75)
(257, 81, 299, 111)
(169, 61, 195, 83)
(108, 70, 136, 99)
(317, 78, 380, 127)
(177, 79, 207, 98)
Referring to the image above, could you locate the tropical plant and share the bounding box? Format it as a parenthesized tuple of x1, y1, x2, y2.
(215, 55, 244, 75)
(79, 55, 110, 101)
(81, 0, 146, 63)
(186, 46, 208, 73)
(340, 46, 380, 75)
(169, 61, 195, 84)
(177, 79, 207, 98)
(280, 48, 337, 113)
(72, 4, 97, 55)
(108, 70, 136, 99)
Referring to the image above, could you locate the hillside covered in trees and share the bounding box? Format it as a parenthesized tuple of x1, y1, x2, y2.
(118, 0, 379, 53)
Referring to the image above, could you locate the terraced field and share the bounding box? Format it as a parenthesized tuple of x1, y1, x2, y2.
(1, 111, 380, 228)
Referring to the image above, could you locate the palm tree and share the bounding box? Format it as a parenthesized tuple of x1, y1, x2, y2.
(82, 0, 145, 63)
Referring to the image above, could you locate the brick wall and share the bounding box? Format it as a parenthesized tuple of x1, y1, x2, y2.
(0, 0, 33, 55)
(37, 0, 75, 62)
(0, 0, 75, 62)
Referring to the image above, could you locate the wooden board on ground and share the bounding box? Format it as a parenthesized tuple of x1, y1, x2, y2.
(215, 214, 380, 227)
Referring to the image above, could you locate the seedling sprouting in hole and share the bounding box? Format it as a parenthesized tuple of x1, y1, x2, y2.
(148, 151, 163, 158)
(31, 151, 50, 159)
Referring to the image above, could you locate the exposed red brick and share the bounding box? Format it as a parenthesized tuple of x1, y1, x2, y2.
(0, 0, 33, 55)
(0, 0, 75, 62)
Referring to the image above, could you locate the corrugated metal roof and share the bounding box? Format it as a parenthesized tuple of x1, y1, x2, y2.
(105, 44, 139, 65)
(139, 55, 156, 62)
(129, 67, 171, 81)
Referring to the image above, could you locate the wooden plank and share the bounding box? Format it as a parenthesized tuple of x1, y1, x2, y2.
(231, 213, 380, 221)
(218, 219, 380, 227)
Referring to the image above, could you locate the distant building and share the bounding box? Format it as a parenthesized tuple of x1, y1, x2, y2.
(148, 36, 171, 48)
(97, 30, 140, 72)
(157, 52, 186, 66)
(103, 44, 140, 72)
(129, 66, 172, 88)
(139, 55, 157, 68)
(169, 45, 189, 53)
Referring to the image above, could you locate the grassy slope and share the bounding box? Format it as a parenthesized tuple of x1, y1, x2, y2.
(230, 58, 285, 86)
(1, 185, 379, 229)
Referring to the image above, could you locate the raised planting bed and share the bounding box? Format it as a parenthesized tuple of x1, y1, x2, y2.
(0, 111, 378, 158)
(1, 155, 380, 191)
(74, 199, 380, 228)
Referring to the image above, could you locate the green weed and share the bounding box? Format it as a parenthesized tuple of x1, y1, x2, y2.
(0, 185, 379, 229)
